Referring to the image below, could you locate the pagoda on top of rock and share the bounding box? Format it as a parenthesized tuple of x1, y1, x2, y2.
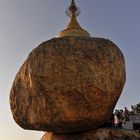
(10, 0, 126, 140)
(57, 0, 90, 37)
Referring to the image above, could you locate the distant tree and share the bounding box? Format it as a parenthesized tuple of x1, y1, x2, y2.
(135, 103, 140, 113)
(131, 103, 140, 116)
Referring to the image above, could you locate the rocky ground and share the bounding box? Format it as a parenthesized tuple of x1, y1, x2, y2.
(41, 128, 140, 140)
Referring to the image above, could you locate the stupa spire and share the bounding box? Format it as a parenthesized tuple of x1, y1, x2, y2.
(68, 0, 78, 16)
(57, 0, 90, 37)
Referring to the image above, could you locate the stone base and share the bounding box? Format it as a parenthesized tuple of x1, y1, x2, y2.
(41, 128, 140, 140)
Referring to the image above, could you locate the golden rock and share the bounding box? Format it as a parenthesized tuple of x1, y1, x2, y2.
(10, 0, 126, 134)
(10, 37, 126, 133)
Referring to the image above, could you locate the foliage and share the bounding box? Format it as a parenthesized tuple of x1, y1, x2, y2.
(135, 103, 140, 113)
(131, 103, 140, 114)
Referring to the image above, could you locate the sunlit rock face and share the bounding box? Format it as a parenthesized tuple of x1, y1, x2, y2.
(10, 36, 126, 133)
(41, 128, 140, 140)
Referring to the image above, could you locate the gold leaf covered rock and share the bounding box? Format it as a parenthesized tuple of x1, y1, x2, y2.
(10, 37, 126, 133)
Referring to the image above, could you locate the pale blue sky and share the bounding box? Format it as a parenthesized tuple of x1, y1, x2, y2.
(0, 0, 140, 139)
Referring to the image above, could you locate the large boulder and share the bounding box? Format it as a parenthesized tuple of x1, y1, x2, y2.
(10, 36, 126, 133)
(41, 128, 140, 140)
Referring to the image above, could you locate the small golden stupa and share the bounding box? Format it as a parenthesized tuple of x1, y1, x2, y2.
(57, 0, 90, 37)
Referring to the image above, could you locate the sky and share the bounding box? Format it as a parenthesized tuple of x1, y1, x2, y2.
(0, 0, 140, 140)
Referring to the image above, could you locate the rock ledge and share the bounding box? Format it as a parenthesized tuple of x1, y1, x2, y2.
(41, 128, 140, 140)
